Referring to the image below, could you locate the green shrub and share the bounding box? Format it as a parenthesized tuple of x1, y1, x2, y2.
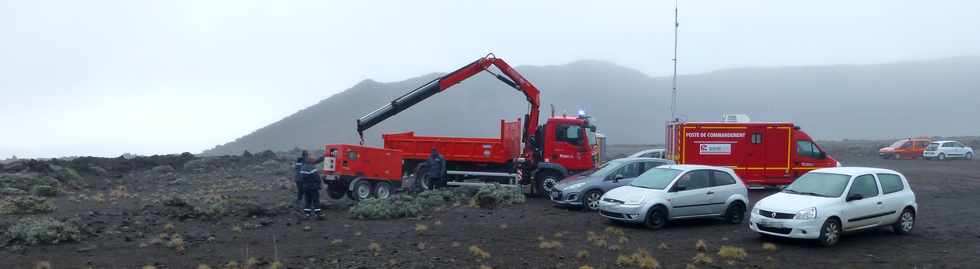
(0, 187, 27, 195)
(0, 173, 59, 192)
(31, 185, 58, 197)
(416, 189, 469, 208)
(471, 184, 525, 209)
(349, 196, 423, 219)
(0, 196, 55, 215)
(5, 217, 81, 245)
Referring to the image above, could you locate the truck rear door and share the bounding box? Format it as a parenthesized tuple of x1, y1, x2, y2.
(763, 126, 793, 184)
(740, 127, 766, 182)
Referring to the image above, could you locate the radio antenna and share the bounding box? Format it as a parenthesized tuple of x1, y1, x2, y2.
(670, 0, 680, 122)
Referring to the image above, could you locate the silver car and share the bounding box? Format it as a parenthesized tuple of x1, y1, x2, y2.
(598, 165, 749, 229)
(551, 157, 674, 210)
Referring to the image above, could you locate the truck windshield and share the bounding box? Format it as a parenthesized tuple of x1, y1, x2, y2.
(630, 168, 683, 190)
(782, 172, 851, 197)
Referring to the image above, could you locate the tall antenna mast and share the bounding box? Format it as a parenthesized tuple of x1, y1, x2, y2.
(670, 0, 679, 122)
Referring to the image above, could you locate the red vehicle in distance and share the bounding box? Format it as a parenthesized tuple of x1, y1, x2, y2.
(878, 138, 931, 160)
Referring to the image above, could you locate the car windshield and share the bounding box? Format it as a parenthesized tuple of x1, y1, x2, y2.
(782, 172, 851, 197)
(629, 168, 683, 190)
(575, 160, 621, 177)
(889, 140, 907, 148)
(926, 143, 939, 150)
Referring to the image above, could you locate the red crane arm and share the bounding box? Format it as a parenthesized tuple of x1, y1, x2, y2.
(356, 54, 541, 160)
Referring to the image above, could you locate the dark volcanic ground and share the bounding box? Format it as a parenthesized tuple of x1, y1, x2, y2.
(2, 153, 979, 269)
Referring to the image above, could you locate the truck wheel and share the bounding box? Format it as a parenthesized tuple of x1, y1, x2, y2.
(374, 181, 392, 199)
(414, 164, 432, 191)
(350, 180, 373, 201)
(535, 171, 561, 196)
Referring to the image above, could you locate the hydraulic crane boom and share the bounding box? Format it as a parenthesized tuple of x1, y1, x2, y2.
(356, 54, 541, 160)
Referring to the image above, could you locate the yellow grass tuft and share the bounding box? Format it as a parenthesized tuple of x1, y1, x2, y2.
(691, 252, 714, 265)
(369, 242, 382, 256)
(245, 257, 260, 268)
(224, 261, 239, 269)
(604, 227, 625, 237)
(415, 223, 429, 234)
(657, 243, 669, 250)
(617, 236, 629, 244)
(143, 265, 158, 269)
(538, 240, 563, 249)
(576, 250, 590, 259)
(163, 223, 175, 233)
(717, 245, 748, 261)
(269, 261, 284, 269)
(579, 265, 595, 269)
(330, 239, 343, 245)
(417, 242, 427, 250)
(762, 242, 778, 251)
(695, 239, 708, 253)
(685, 263, 698, 269)
(608, 244, 623, 251)
(34, 261, 52, 269)
(469, 245, 491, 259)
(196, 264, 212, 269)
(617, 249, 660, 269)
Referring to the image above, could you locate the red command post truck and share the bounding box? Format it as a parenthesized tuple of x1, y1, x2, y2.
(665, 122, 840, 186)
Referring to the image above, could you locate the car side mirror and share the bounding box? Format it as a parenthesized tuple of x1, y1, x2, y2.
(818, 152, 827, 159)
(846, 193, 863, 202)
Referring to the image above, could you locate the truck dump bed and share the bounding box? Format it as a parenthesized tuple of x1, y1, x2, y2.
(383, 120, 522, 164)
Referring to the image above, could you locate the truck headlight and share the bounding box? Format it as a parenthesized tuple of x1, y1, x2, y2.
(794, 207, 817, 220)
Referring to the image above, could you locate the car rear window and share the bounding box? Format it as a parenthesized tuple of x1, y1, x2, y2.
(926, 143, 939, 150)
(877, 173, 905, 194)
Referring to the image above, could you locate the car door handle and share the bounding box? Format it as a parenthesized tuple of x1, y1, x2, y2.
(706, 191, 715, 195)
(876, 201, 882, 205)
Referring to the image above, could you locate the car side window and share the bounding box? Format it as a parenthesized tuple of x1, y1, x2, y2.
(606, 167, 625, 181)
(877, 173, 905, 194)
(675, 170, 711, 191)
(623, 163, 642, 178)
(640, 162, 663, 174)
(847, 174, 880, 198)
(711, 171, 737, 186)
(943, 142, 954, 148)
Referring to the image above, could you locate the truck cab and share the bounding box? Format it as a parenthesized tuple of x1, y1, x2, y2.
(533, 115, 599, 193)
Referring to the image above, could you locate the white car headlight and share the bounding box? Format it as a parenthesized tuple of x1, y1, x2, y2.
(794, 207, 817, 220)
(566, 182, 586, 190)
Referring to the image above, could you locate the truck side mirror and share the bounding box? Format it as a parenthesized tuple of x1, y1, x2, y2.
(818, 151, 827, 159)
(846, 193, 863, 202)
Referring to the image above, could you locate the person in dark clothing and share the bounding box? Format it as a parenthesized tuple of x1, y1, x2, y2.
(299, 156, 323, 218)
(293, 151, 309, 206)
(426, 148, 447, 188)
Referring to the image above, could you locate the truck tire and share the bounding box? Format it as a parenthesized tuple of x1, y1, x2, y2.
(374, 181, 392, 199)
(535, 171, 561, 196)
(414, 164, 432, 191)
(350, 180, 373, 201)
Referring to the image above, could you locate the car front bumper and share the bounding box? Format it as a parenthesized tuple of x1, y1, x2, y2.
(550, 190, 583, 207)
(749, 212, 823, 239)
(597, 202, 645, 223)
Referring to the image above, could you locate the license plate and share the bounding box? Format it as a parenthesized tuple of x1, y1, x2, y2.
(323, 175, 338, 181)
(758, 221, 784, 228)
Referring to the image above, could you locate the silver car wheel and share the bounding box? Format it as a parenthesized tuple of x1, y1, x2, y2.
(822, 220, 840, 246)
(900, 211, 914, 232)
(585, 191, 601, 210)
(542, 177, 558, 193)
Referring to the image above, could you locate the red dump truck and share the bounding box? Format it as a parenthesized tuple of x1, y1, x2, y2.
(321, 54, 600, 200)
(665, 121, 840, 186)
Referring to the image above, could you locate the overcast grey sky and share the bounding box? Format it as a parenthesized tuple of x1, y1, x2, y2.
(2, 0, 978, 158)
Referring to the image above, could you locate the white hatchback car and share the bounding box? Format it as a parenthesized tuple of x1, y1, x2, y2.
(923, 140, 974, 161)
(750, 167, 917, 246)
(598, 165, 749, 229)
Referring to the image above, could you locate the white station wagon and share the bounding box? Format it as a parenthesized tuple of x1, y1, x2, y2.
(750, 167, 917, 246)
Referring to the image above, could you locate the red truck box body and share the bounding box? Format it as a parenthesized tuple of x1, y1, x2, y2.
(322, 144, 403, 181)
(666, 122, 839, 185)
(383, 120, 523, 165)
